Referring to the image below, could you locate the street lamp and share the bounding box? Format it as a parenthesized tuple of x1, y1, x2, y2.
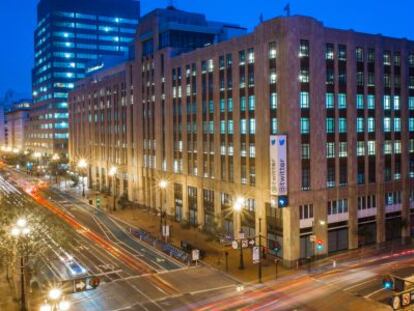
(108, 166, 117, 211)
(77, 159, 87, 197)
(159, 179, 168, 239)
(11, 218, 30, 311)
(51, 154, 60, 184)
(233, 196, 245, 270)
(39, 287, 70, 311)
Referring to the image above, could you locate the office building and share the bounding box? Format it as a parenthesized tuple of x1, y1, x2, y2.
(69, 11, 414, 266)
(5, 100, 31, 151)
(28, 0, 140, 156)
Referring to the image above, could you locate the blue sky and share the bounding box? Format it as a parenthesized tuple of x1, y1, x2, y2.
(0, 0, 413, 99)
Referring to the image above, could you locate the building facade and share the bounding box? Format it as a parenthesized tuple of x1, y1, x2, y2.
(69, 11, 414, 266)
(5, 101, 31, 151)
(28, 0, 140, 156)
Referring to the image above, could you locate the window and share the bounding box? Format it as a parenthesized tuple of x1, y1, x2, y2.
(326, 44, 334, 60)
(355, 47, 364, 62)
(384, 141, 392, 154)
(248, 95, 255, 111)
(249, 119, 256, 134)
(367, 95, 375, 109)
(270, 92, 277, 109)
(409, 97, 414, 110)
(299, 204, 313, 220)
(326, 143, 335, 158)
(394, 96, 400, 110)
(383, 95, 391, 110)
(269, 41, 277, 59)
(301, 118, 310, 134)
(338, 118, 347, 133)
(228, 120, 234, 134)
(357, 118, 364, 133)
(394, 118, 401, 132)
(394, 141, 401, 154)
(327, 166, 335, 188)
(220, 120, 226, 134)
(271, 118, 278, 134)
(357, 141, 365, 156)
(338, 93, 347, 109)
(383, 51, 391, 65)
(326, 93, 334, 109)
(338, 45, 346, 61)
(368, 141, 376, 155)
(301, 168, 310, 190)
(301, 144, 310, 159)
(356, 94, 364, 109)
(228, 98, 233, 112)
(239, 50, 246, 65)
(247, 48, 254, 64)
(269, 70, 277, 84)
(299, 40, 309, 57)
(409, 54, 414, 67)
(368, 48, 375, 63)
(220, 99, 226, 112)
(384, 117, 391, 132)
(367, 118, 375, 132)
(300, 92, 309, 108)
(299, 70, 309, 83)
(326, 118, 335, 133)
(237, 96, 246, 113)
(240, 119, 247, 134)
(409, 118, 414, 132)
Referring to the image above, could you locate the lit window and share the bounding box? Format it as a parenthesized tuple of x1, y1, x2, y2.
(248, 95, 255, 111)
(299, 40, 309, 57)
(394, 141, 401, 154)
(249, 119, 256, 134)
(326, 93, 334, 109)
(368, 141, 376, 155)
(357, 118, 364, 133)
(357, 141, 365, 156)
(326, 118, 335, 133)
(300, 92, 309, 108)
(299, 70, 309, 83)
(409, 118, 414, 132)
(269, 42, 277, 59)
(367, 118, 375, 132)
(394, 96, 400, 110)
(338, 93, 347, 109)
(301, 118, 310, 134)
(326, 143, 335, 158)
(384, 117, 391, 132)
(338, 118, 347, 133)
(367, 95, 375, 109)
(356, 94, 364, 109)
(247, 48, 254, 64)
(394, 118, 401, 132)
(301, 144, 310, 159)
(384, 141, 392, 154)
(383, 95, 391, 110)
(240, 119, 247, 134)
(270, 93, 277, 110)
(271, 118, 278, 134)
(409, 97, 414, 110)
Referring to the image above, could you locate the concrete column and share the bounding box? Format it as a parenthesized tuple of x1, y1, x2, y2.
(197, 186, 205, 228)
(282, 206, 300, 267)
(182, 182, 189, 222)
(348, 194, 359, 249)
(214, 190, 222, 229)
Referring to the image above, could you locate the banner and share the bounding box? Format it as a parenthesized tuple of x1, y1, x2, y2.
(270, 135, 288, 196)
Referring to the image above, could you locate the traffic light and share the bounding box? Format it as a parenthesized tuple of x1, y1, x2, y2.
(88, 277, 100, 289)
(383, 276, 394, 290)
(316, 239, 324, 251)
(277, 195, 289, 208)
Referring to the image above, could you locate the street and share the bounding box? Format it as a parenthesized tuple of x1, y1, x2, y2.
(2, 168, 414, 310)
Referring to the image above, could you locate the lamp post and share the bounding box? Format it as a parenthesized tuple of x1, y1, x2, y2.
(108, 166, 117, 211)
(159, 180, 168, 239)
(33, 152, 41, 176)
(51, 154, 60, 184)
(11, 218, 31, 311)
(77, 159, 87, 197)
(39, 287, 70, 311)
(309, 219, 326, 271)
(233, 197, 245, 270)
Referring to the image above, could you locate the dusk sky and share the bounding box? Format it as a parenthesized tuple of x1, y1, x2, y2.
(0, 0, 413, 99)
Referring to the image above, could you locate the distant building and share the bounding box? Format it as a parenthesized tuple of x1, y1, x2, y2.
(69, 10, 414, 266)
(5, 100, 31, 151)
(27, 0, 140, 156)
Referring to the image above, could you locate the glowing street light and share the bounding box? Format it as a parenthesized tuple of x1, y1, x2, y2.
(40, 288, 70, 311)
(48, 288, 62, 301)
(159, 179, 168, 189)
(233, 196, 245, 270)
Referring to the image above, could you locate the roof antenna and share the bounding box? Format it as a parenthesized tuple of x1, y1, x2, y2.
(284, 3, 291, 16)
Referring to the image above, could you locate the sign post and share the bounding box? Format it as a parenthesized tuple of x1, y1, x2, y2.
(192, 249, 200, 266)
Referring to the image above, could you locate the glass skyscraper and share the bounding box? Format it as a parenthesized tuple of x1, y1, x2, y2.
(28, 0, 140, 156)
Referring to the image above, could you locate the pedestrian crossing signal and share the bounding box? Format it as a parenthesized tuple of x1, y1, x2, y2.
(383, 276, 393, 290)
(316, 239, 324, 251)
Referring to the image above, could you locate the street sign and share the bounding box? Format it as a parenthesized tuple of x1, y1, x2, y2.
(192, 249, 200, 261)
(73, 276, 100, 293)
(402, 292, 411, 307)
(241, 240, 248, 249)
(309, 235, 316, 242)
(252, 246, 260, 264)
(248, 239, 255, 246)
(74, 279, 86, 292)
(232, 241, 238, 250)
(392, 296, 401, 310)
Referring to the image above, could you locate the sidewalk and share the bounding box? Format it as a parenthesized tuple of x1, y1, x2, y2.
(0, 270, 18, 311)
